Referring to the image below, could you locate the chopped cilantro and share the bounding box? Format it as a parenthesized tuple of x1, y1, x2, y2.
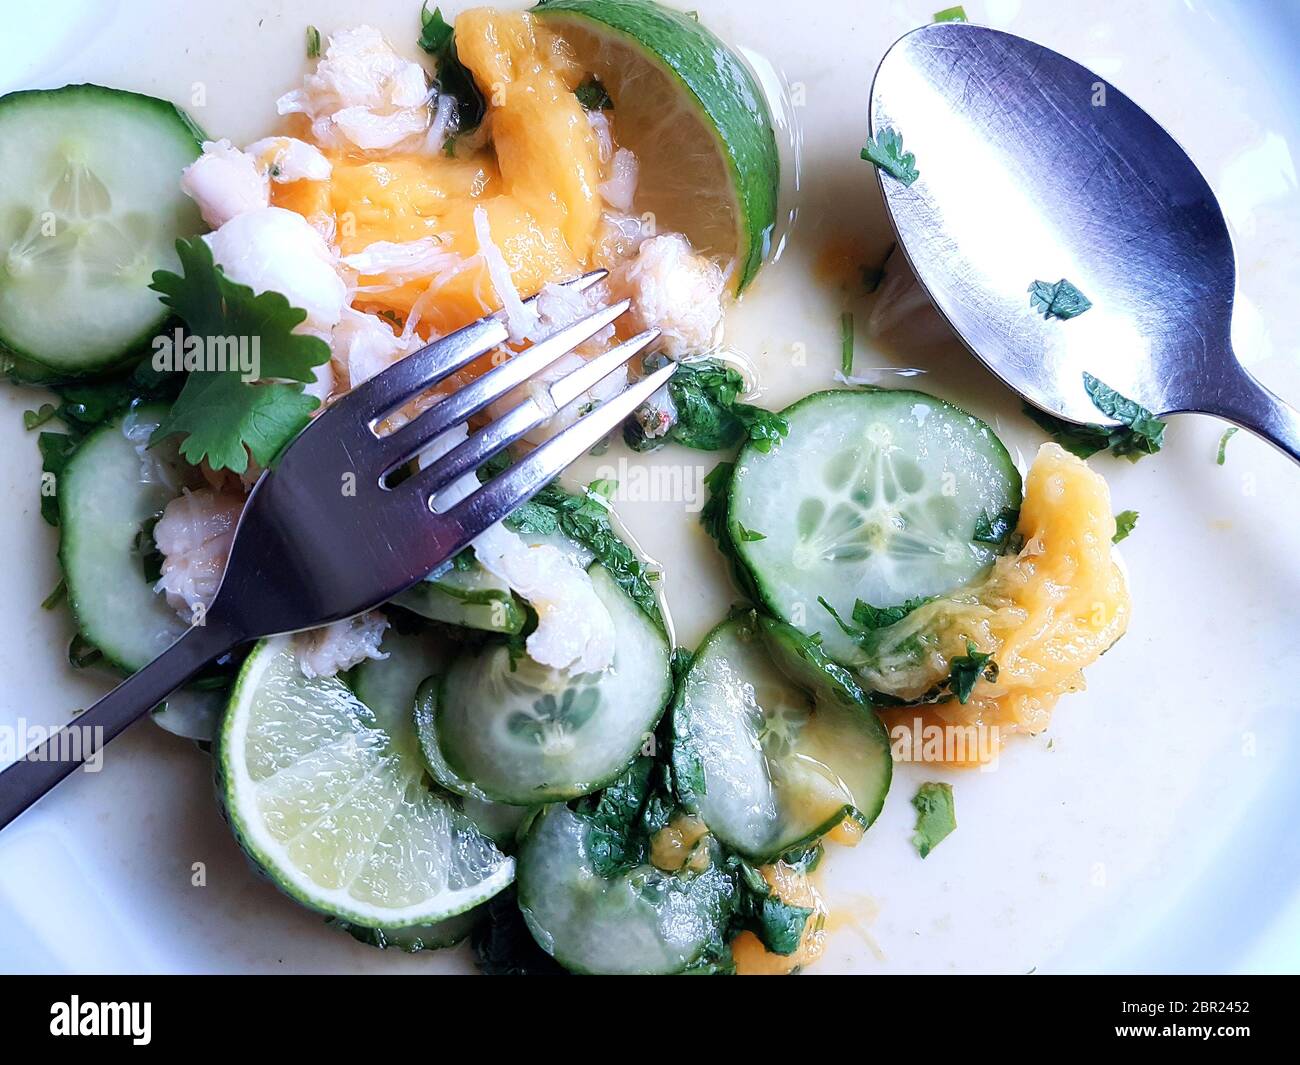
(418, 3, 486, 135)
(728, 858, 813, 956)
(574, 75, 613, 111)
(1216, 426, 1238, 465)
(1029, 278, 1092, 320)
(911, 782, 956, 858)
(818, 594, 932, 647)
(148, 237, 330, 474)
(840, 311, 854, 375)
(932, 5, 968, 21)
(625, 358, 788, 454)
(1112, 509, 1138, 543)
(948, 639, 997, 704)
(36, 432, 78, 527)
(41, 577, 67, 611)
(22, 403, 56, 431)
(736, 524, 766, 543)
(861, 127, 919, 187)
(306, 25, 321, 59)
(972, 506, 1020, 550)
(1022, 374, 1166, 463)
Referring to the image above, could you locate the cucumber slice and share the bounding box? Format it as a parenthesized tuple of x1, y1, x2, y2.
(671, 613, 892, 862)
(219, 636, 514, 928)
(0, 85, 204, 377)
(516, 804, 733, 975)
(423, 564, 672, 805)
(392, 563, 526, 634)
(355, 633, 527, 847)
(728, 389, 1021, 665)
(58, 403, 189, 672)
(150, 686, 226, 743)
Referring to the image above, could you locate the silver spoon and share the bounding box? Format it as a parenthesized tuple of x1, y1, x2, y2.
(869, 21, 1300, 463)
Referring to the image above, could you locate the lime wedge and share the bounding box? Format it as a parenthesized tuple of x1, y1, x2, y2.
(535, 0, 780, 291)
(218, 636, 514, 927)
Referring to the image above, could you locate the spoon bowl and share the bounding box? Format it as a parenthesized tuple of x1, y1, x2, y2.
(869, 21, 1300, 462)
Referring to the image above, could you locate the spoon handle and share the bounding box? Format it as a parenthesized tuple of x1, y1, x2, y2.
(1198, 362, 1300, 467)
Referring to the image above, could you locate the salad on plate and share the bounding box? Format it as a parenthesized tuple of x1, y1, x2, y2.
(0, 0, 1137, 975)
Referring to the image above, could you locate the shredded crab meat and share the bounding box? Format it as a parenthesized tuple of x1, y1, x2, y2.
(294, 612, 390, 679)
(419, 423, 616, 674)
(152, 489, 245, 620)
(205, 206, 349, 335)
(607, 232, 725, 358)
(598, 148, 639, 213)
(472, 205, 540, 342)
(490, 350, 627, 446)
(329, 306, 415, 390)
(180, 139, 269, 229)
(244, 136, 333, 183)
(277, 25, 435, 153)
(342, 236, 462, 291)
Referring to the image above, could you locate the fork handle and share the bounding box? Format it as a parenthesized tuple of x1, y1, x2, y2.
(0, 619, 243, 831)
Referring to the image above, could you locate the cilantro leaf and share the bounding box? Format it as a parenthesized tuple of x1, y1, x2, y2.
(840, 311, 854, 375)
(306, 24, 321, 59)
(933, 5, 968, 21)
(1112, 509, 1138, 543)
(1028, 278, 1092, 320)
(36, 432, 78, 527)
(911, 782, 956, 858)
(1083, 373, 1165, 457)
(1216, 426, 1238, 466)
(861, 127, 919, 186)
(148, 237, 329, 473)
(972, 506, 1020, 550)
(575, 75, 612, 111)
(1021, 375, 1167, 463)
(817, 594, 932, 649)
(626, 358, 788, 455)
(736, 524, 765, 542)
(948, 639, 997, 704)
(417, 3, 485, 135)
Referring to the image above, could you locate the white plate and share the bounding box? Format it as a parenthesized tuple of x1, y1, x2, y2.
(1, 0, 1298, 974)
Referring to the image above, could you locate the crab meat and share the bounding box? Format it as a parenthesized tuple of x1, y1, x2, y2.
(152, 489, 245, 621)
(180, 139, 270, 229)
(244, 136, 333, 183)
(607, 232, 725, 358)
(204, 206, 348, 335)
(420, 423, 616, 674)
(276, 25, 435, 153)
(295, 612, 389, 679)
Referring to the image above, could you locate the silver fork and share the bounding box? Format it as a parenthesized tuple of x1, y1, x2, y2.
(0, 270, 672, 830)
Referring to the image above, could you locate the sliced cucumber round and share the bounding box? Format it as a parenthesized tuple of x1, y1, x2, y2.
(219, 636, 514, 928)
(728, 389, 1021, 665)
(354, 632, 528, 847)
(421, 564, 672, 805)
(0, 84, 205, 377)
(672, 612, 892, 862)
(58, 403, 190, 672)
(516, 804, 734, 975)
(393, 562, 526, 635)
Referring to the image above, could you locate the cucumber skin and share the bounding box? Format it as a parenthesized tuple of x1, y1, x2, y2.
(727, 388, 1022, 648)
(670, 612, 892, 863)
(533, 0, 779, 291)
(56, 402, 185, 675)
(0, 84, 205, 381)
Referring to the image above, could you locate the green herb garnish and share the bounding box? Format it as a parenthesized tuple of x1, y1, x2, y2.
(861, 127, 919, 186)
(574, 75, 613, 111)
(840, 311, 855, 375)
(932, 5, 968, 21)
(972, 506, 1020, 550)
(1028, 278, 1092, 320)
(1112, 509, 1138, 543)
(149, 237, 329, 474)
(947, 640, 997, 704)
(306, 25, 322, 59)
(418, 3, 486, 135)
(1216, 426, 1238, 465)
(1022, 374, 1166, 462)
(911, 782, 956, 858)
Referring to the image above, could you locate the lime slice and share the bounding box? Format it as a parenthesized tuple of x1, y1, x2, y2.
(218, 636, 514, 927)
(535, 0, 780, 291)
